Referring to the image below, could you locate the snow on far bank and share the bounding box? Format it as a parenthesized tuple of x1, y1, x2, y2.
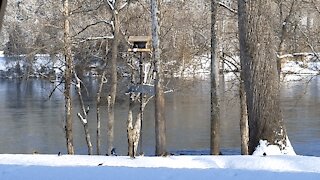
(0, 154, 320, 180)
(282, 61, 319, 75)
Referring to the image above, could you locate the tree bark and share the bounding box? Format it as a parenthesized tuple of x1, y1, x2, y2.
(0, 0, 6, 29)
(151, 0, 166, 156)
(239, 79, 249, 155)
(139, 52, 144, 154)
(127, 94, 142, 158)
(63, 0, 74, 155)
(96, 71, 106, 155)
(237, 0, 287, 154)
(210, 0, 220, 155)
(107, 5, 119, 156)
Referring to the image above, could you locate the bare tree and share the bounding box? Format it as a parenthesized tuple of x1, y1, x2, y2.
(151, 0, 166, 156)
(210, 0, 221, 155)
(237, 0, 288, 154)
(105, 0, 121, 156)
(63, 0, 74, 155)
(96, 70, 106, 155)
(75, 73, 93, 155)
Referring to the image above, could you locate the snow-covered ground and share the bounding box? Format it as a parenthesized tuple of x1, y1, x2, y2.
(0, 154, 320, 180)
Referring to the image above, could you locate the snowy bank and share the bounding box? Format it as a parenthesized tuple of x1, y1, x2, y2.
(0, 154, 320, 180)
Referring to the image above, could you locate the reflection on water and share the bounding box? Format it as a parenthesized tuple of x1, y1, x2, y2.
(0, 76, 319, 156)
(281, 77, 320, 156)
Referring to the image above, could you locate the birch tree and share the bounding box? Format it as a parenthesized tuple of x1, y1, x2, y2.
(237, 0, 290, 154)
(75, 73, 93, 155)
(63, 0, 74, 155)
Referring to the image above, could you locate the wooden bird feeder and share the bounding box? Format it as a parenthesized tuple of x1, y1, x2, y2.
(128, 36, 151, 52)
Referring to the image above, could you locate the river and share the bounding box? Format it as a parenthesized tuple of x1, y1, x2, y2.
(0, 75, 319, 156)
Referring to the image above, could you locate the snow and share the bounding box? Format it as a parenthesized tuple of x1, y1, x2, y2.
(252, 138, 296, 156)
(0, 154, 320, 180)
(281, 61, 319, 75)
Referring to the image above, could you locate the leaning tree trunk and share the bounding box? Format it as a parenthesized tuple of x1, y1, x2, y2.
(107, 9, 119, 156)
(151, 0, 166, 156)
(237, 0, 288, 154)
(63, 0, 74, 155)
(75, 74, 93, 155)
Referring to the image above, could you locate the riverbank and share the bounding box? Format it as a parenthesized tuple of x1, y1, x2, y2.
(0, 154, 319, 180)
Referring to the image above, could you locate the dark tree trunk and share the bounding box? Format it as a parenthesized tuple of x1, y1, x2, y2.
(63, 0, 74, 155)
(237, 0, 287, 154)
(151, 0, 166, 156)
(210, 0, 220, 155)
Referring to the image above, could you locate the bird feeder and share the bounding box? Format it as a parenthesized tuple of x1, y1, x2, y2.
(128, 36, 151, 52)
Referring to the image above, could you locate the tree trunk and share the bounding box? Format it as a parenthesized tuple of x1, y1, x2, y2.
(63, 0, 74, 155)
(151, 0, 166, 156)
(239, 79, 249, 155)
(237, 0, 288, 154)
(210, 0, 220, 155)
(139, 52, 144, 155)
(127, 94, 142, 158)
(96, 71, 106, 155)
(107, 8, 119, 156)
(0, 0, 6, 29)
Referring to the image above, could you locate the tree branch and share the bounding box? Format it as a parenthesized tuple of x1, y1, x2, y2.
(106, 0, 115, 10)
(70, 1, 103, 15)
(77, 35, 114, 43)
(297, 24, 320, 60)
(312, 0, 320, 14)
(218, 2, 237, 14)
(72, 20, 114, 38)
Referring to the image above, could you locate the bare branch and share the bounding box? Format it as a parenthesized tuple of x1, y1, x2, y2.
(297, 24, 320, 60)
(218, 2, 237, 14)
(72, 20, 114, 38)
(77, 35, 114, 43)
(312, 0, 320, 14)
(77, 113, 87, 125)
(48, 80, 64, 99)
(119, 2, 128, 12)
(106, 0, 115, 10)
(70, 1, 103, 15)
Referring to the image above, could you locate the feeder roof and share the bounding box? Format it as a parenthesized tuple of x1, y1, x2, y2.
(128, 36, 151, 42)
